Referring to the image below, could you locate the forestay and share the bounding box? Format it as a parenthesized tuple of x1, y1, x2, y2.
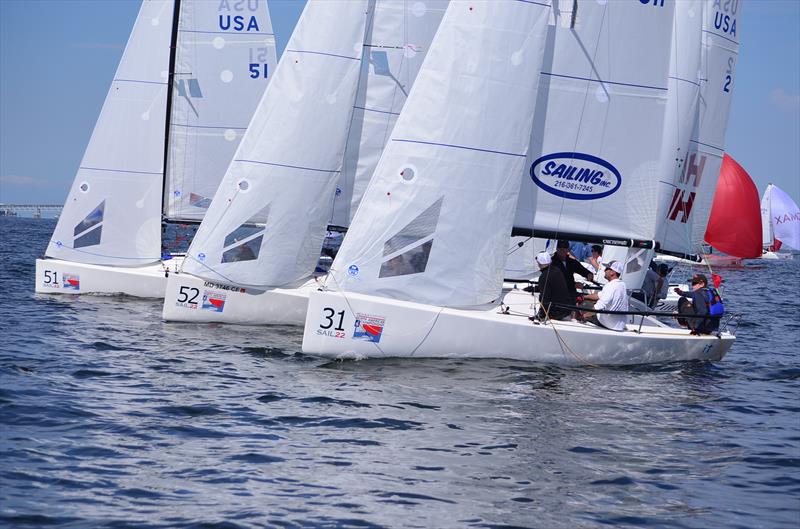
(514, 0, 675, 243)
(164, 0, 276, 221)
(327, 0, 552, 308)
(657, 0, 742, 256)
(182, 0, 371, 287)
(46, 0, 174, 266)
(330, 0, 449, 227)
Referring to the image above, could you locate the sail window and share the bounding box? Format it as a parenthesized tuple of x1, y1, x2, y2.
(222, 235, 263, 263)
(370, 51, 391, 76)
(74, 226, 102, 249)
(74, 200, 105, 237)
(379, 240, 433, 278)
(223, 224, 264, 248)
(382, 197, 442, 256)
(189, 193, 212, 208)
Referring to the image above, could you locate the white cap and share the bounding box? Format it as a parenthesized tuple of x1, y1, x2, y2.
(606, 260, 624, 275)
(535, 252, 552, 265)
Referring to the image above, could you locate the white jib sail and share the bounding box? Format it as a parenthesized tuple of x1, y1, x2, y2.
(330, 0, 449, 227)
(654, 0, 704, 256)
(514, 0, 675, 243)
(769, 185, 800, 251)
(46, 0, 174, 266)
(660, 0, 741, 255)
(327, 0, 552, 308)
(164, 0, 277, 221)
(761, 184, 773, 247)
(181, 0, 370, 287)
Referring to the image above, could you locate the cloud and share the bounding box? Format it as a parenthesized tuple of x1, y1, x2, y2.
(770, 88, 800, 111)
(0, 175, 46, 187)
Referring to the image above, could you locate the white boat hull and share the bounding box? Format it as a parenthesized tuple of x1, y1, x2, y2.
(161, 272, 316, 326)
(759, 251, 793, 260)
(302, 290, 735, 366)
(35, 258, 182, 298)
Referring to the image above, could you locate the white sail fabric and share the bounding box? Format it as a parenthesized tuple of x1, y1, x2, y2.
(659, 0, 741, 255)
(164, 0, 276, 221)
(46, 0, 174, 266)
(182, 0, 370, 287)
(514, 0, 675, 243)
(328, 0, 552, 308)
(654, 0, 704, 255)
(330, 0, 448, 227)
(761, 184, 773, 247)
(768, 185, 800, 250)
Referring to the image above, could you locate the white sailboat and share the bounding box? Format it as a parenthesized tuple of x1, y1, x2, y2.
(301, 0, 736, 365)
(760, 184, 799, 260)
(161, 0, 448, 325)
(35, 0, 276, 298)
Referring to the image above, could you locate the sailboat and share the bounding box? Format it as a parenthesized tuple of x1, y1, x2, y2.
(301, 0, 737, 365)
(760, 184, 799, 260)
(161, 0, 448, 325)
(35, 0, 276, 297)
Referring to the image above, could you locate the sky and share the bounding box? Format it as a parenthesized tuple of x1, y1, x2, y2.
(1, 0, 798, 208)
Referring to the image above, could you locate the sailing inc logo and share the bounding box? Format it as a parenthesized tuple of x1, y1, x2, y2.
(530, 152, 621, 200)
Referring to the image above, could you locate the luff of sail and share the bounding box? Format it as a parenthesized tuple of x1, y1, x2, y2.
(46, 0, 174, 266)
(181, 0, 372, 288)
(328, 0, 552, 308)
(163, 0, 277, 222)
(513, 0, 675, 244)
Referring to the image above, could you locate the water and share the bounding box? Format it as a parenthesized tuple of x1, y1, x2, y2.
(2, 218, 798, 529)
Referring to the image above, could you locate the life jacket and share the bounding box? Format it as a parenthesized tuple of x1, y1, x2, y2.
(704, 287, 724, 317)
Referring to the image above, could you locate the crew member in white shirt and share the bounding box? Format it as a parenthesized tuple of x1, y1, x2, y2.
(582, 260, 629, 331)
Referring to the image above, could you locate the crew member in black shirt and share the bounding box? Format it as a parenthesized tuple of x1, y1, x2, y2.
(531, 251, 573, 321)
(551, 239, 595, 305)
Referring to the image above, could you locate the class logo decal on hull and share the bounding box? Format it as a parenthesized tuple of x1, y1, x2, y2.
(201, 290, 226, 312)
(353, 313, 385, 343)
(63, 274, 80, 291)
(530, 152, 621, 200)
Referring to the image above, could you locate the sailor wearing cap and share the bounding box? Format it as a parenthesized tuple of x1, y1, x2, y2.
(581, 260, 629, 331)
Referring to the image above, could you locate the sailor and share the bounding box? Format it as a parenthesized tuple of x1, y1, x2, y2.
(674, 273, 721, 335)
(530, 252, 573, 321)
(581, 260, 629, 331)
(552, 239, 595, 305)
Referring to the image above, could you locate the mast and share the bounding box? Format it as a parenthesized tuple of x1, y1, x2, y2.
(161, 0, 182, 222)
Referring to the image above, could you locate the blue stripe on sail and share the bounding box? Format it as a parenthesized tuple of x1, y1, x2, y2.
(179, 30, 275, 36)
(234, 159, 341, 174)
(669, 76, 701, 88)
(172, 123, 248, 130)
(113, 79, 168, 86)
(702, 29, 739, 46)
(515, 0, 551, 7)
(353, 106, 400, 116)
(392, 139, 526, 158)
(79, 166, 162, 175)
(285, 49, 361, 61)
(691, 140, 724, 152)
(540, 72, 667, 91)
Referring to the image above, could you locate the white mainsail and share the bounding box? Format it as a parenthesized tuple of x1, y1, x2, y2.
(763, 184, 800, 251)
(47, 0, 174, 266)
(330, 0, 449, 227)
(46, 0, 276, 267)
(657, 0, 742, 256)
(182, 0, 447, 288)
(761, 184, 773, 248)
(164, 0, 277, 221)
(327, 0, 552, 308)
(514, 0, 675, 244)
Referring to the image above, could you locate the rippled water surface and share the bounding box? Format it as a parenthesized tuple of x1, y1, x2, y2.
(2, 218, 799, 528)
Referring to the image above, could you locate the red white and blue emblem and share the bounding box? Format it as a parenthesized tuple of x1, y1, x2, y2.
(353, 313, 385, 343)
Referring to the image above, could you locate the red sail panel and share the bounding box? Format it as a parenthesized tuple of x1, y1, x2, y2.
(704, 154, 763, 258)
